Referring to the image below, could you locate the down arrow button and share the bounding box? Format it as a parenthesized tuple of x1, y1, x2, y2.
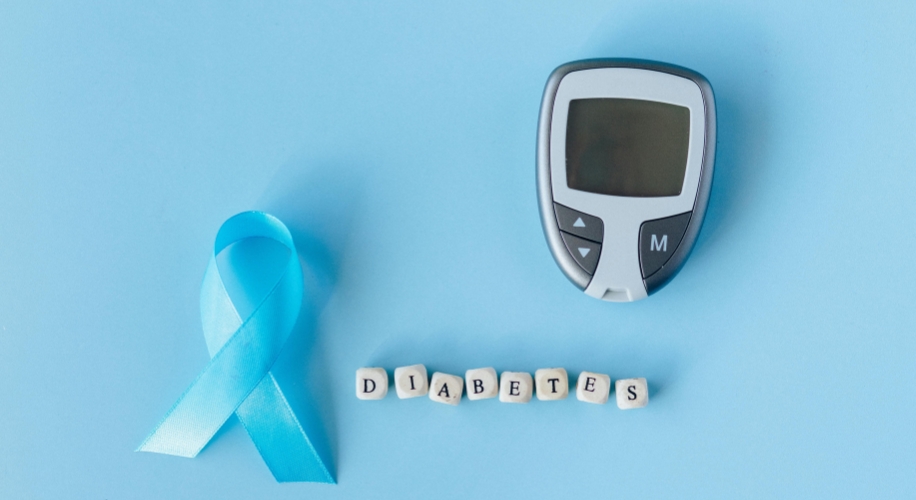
(559, 231, 601, 275)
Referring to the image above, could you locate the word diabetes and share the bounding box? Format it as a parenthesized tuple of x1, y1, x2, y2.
(355, 364, 648, 410)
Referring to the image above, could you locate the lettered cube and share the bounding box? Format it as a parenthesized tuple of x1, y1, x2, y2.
(355, 367, 388, 400)
(615, 378, 649, 409)
(576, 371, 611, 404)
(429, 372, 464, 406)
(465, 367, 498, 400)
(499, 371, 533, 403)
(535, 367, 568, 400)
(394, 364, 429, 399)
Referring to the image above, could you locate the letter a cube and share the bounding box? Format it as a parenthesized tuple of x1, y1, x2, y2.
(429, 372, 464, 406)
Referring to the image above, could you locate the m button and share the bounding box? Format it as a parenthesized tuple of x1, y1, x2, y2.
(639, 212, 691, 278)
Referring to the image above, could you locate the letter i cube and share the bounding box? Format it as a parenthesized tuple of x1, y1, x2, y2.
(394, 364, 429, 399)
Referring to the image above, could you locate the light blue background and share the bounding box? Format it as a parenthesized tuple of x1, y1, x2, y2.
(1, 1, 914, 498)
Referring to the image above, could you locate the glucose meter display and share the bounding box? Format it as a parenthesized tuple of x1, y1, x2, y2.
(565, 98, 690, 197)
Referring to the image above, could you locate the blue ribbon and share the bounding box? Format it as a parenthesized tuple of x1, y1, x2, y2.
(138, 211, 334, 484)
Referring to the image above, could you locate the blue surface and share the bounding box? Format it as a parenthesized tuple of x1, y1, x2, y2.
(1, 1, 915, 498)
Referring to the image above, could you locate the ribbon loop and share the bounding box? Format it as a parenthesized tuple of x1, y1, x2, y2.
(138, 211, 334, 483)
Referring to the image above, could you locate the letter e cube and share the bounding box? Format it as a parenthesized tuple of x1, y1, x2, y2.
(499, 371, 533, 403)
(576, 371, 610, 404)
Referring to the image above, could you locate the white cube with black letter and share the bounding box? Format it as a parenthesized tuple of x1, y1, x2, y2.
(615, 377, 649, 409)
(394, 364, 429, 399)
(499, 371, 533, 403)
(355, 367, 388, 400)
(575, 371, 610, 404)
(535, 367, 568, 400)
(429, 372, 464, 406)
(465, 367, 498, 401)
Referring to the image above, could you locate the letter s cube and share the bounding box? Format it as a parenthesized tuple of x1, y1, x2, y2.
(615, 377, 649, 409)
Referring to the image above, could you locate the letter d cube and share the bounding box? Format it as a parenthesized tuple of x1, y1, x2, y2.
(355, 367, 388, 400)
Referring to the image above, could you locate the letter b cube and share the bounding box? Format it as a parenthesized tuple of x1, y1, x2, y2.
(465, 367, 498, 400)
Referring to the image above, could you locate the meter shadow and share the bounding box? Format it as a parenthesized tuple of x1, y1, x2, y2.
(246, 155, 363, 478)
(582, 2, 773, 260)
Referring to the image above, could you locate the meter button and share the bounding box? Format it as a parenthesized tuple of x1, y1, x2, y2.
(639, 212, 692, 278)
(560, 231, 601, 275)
(554, 203, 603, 243)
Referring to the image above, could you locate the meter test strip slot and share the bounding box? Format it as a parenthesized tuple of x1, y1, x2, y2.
(537, 59, 717, 302)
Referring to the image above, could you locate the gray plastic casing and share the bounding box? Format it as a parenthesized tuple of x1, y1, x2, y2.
(536, 59, 716, 301)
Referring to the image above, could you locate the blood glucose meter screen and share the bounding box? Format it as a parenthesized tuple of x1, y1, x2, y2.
(565, 98, 690, 197)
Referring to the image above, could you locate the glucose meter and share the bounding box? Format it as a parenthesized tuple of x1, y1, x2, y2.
(537, 59, 716, 302)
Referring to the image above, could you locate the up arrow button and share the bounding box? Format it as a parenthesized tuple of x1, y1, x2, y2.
(554, 203, 603, 243)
